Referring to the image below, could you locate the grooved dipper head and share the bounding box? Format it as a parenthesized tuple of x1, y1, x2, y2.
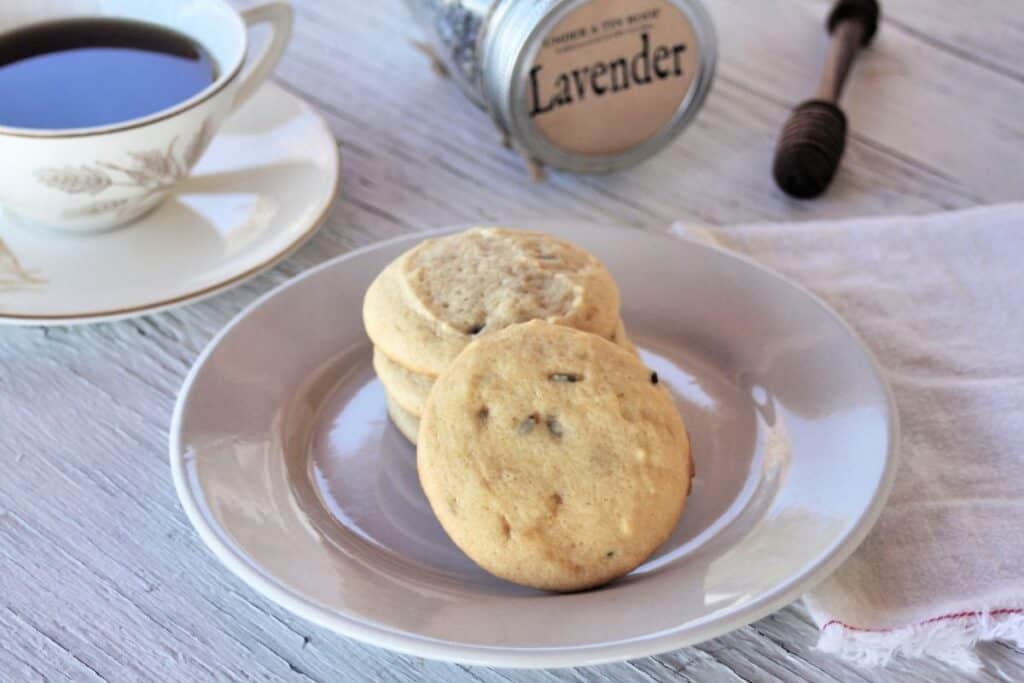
(772, 100, 847, 199)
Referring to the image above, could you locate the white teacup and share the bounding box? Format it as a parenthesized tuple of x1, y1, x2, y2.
(0, 0, 293, 232)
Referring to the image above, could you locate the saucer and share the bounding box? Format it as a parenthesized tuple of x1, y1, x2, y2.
(0, 82, 340, 325)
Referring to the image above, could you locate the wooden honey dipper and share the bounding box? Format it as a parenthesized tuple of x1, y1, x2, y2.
(773, 0, 880, 198)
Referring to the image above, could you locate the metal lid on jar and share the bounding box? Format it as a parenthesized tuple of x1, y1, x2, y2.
(479, 0, 716, 173)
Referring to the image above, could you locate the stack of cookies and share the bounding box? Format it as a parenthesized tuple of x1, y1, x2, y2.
(363, 227, 692, 591)
(363, 227, 636, 443)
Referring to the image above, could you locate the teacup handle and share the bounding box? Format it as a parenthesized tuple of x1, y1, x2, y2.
(233, 1, 294, 110)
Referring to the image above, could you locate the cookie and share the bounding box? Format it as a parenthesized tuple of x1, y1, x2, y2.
(374, 319, 638, 419)
(374, 346, 434, 417)
(609, 318, 638, 357)
(385, 393, 419, 444)
(418, 320, 691, 592)
(364, 227, 621, 376)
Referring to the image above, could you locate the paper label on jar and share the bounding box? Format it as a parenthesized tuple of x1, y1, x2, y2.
(527, 0, 700, 156)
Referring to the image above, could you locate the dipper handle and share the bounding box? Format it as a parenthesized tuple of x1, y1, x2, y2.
(773, 0, 879, 199)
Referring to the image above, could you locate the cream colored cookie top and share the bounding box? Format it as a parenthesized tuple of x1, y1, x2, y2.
(418, 320, 691, 592)
(363, 228, 620, 375)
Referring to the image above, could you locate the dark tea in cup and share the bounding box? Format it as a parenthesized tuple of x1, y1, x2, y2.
(0, 18, 217, 130)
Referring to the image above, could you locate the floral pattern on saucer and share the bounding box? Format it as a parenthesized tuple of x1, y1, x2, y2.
(0, 237, 44, 292)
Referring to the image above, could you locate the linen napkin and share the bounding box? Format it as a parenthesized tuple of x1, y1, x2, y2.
(671, 203, 1024, 671)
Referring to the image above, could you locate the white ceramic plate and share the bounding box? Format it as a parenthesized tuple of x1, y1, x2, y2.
(0, 82, 339, 325)
(171, 223, 898, 668)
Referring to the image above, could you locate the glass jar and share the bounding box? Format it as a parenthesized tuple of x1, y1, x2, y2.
(405, 0, 717, 173)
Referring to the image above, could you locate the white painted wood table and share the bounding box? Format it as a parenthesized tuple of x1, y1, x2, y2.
(2, 1, 1022, 680)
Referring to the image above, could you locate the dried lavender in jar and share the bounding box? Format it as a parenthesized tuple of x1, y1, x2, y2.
(405, 0, 717, 174)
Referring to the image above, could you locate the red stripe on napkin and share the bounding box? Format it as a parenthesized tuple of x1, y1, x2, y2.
(823, 608, 1024, 633)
